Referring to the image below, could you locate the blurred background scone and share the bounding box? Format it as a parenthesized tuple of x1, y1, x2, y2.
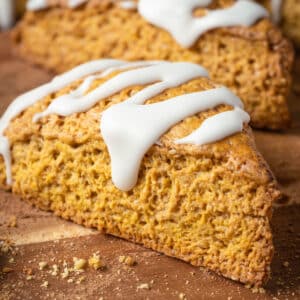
(11, 0, 294, 131)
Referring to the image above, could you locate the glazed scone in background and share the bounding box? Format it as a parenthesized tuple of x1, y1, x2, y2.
(12, 0, 294, 130)
(258, 0, 300, 48)
(0, 62, 280, 287)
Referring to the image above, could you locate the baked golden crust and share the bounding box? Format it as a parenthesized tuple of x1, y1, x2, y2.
(12, 0, 294, 130)
(0, 71, 280, 286)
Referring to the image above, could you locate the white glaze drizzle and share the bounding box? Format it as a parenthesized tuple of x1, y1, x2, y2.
(119, 1, 137, 10)
(0, 60, 250, 191)
(101, 87, 249, 191)
(175, 107, 249, 145)
(27, 0, 87, 10)
(0, 0, 15, 30)
(0, 59, 125, 184)
(138, 0, 268, 48)
(271, 0, 282, 23)
(33, 62, 208, 120)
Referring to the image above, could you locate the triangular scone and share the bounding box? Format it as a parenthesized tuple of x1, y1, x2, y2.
(257, 0, 300, 48)
(13, 0, 294, 130)
(0, 61, 280, 287)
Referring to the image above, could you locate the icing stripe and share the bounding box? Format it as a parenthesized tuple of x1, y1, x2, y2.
(33, 62, 208, 120)
(0, 59, 126, 184)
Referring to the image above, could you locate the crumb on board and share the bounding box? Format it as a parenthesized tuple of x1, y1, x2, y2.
(118, 255, 136, 266)
(137, 283, 150, 290)
(76, 276, 86, 284)
(23, 267, 33, 276)
(41, 281, 49, 288)
(0, 239, 14, 254)
(73, 257, 87, 271)
(38, 261, 48, 270)
(2, 267, 14, 273)
(61, 267, 70, 279)
(179, 293, 187, 300)
(88, 253, 103, 270)
(7, 216, 17, 228)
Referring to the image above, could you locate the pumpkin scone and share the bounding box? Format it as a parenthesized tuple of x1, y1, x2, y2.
(0, 60, 281, 287)
(257, 0, 300, 48)
(13, 0, 294, 130)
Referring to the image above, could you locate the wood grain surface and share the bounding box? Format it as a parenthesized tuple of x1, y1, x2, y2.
(0, 33, 299, 300)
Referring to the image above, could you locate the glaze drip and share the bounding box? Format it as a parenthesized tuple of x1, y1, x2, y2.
(27, 0, 48, 11)
(119, 1, 137, 10)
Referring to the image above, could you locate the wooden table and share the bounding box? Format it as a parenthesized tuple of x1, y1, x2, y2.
(0, 33, 299, 300)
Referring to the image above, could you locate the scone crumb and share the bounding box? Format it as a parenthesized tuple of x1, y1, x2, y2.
(23, 267, 33, 276)
(41, 281, 49, 288)
(283, 261, 289, 267)
(118, 255, 136, 266)
(88, 253, 103, 270)
(7, 216, 17, 228)
(9, 257, 15, 263)
(137, 283, 150, 290)
(179, 292, 187, 299)
(61, 267, 70, 279)
(250, 287, 266, 294)
(26, 275, 33, 281)
(38, 261, 48, 270)
(67, 278, 74, 284)
(50, 264, 59, 276)
(73, 257, 87, 271)
(2, 267, 14, 273)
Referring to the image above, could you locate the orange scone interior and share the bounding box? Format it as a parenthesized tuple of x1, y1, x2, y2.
(13, 0, 294, 130)
(0, 60, 280, 286)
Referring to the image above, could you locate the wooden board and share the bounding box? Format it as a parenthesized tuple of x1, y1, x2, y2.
(0, 33, 299, 300)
